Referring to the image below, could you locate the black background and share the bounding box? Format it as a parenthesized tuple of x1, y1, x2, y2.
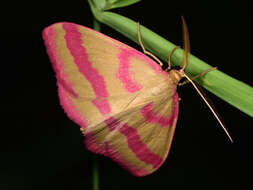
(1, 0, 252, 189)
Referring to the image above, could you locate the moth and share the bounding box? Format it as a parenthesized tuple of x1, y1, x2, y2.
(42, 17, 231, 176)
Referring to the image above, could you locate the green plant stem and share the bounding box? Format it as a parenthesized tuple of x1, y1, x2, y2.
(93, 18, 101, 31)
(92, 155, 99, 190)
(88, 0, 253, 117)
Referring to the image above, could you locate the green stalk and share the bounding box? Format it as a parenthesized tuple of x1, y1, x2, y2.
(92, 155, 99, 190)
(93, 18, 101, 31)
(88, 0, 253, 117)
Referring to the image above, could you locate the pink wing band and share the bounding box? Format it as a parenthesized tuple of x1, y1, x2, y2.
(104, 116, 163, 168)
(85, 133, 149, 176)
(141, 103, 174, 127)
(119, 122, 164, 168)
(58, 85, 89, 130)
(43, 26, 79, 98)
(63, 23, 111, 115)
(105, 142, 149, 176)
(117, 48, 167, 93)
(105, 116, 164, 168)
(117, 49, 143, 93)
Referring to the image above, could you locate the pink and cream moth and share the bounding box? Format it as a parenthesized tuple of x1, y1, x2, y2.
(42, 22, 182, 177)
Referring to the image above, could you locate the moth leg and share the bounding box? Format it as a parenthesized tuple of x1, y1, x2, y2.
(165, 46, 180, 71)
(137, 22, 164, 67)
(178, 67, 217, 86)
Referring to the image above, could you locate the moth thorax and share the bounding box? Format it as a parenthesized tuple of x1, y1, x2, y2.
(169, 69, 184, 85)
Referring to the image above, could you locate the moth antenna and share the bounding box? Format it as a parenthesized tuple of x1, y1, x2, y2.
(183, 74, 233, 143)
(166, 46, 180, 71)
(181, 16, 190, 71)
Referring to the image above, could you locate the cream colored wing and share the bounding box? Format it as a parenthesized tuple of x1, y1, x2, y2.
(43, 22, 179, 176)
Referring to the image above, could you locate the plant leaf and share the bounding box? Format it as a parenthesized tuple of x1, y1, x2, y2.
(91, 0, 106, 10)
(104, 0, 141, 10)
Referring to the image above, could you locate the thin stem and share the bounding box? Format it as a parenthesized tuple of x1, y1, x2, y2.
(93, 18, 101, 31)
(92, 155, 99, 190)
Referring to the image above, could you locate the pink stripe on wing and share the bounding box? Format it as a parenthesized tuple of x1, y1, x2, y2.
(119, 123, 163, 169)
(63, 23, 111, 115)
(117, 48, 168, 93)
(58, 84, 89, 130)
(105, 142, 149, 177)
(104, 116, 163, 169)
(104, 116, 121, 131)
(42, 26, 78, 98)
(85, 129, 150, 176)
(141, 88, 179, 127)
(141, 104, 173, 127)
(85, 132, 106, 155)
(117, 49, 143, 93)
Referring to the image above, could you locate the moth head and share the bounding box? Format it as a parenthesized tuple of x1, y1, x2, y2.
(169, 69, 184, 85)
